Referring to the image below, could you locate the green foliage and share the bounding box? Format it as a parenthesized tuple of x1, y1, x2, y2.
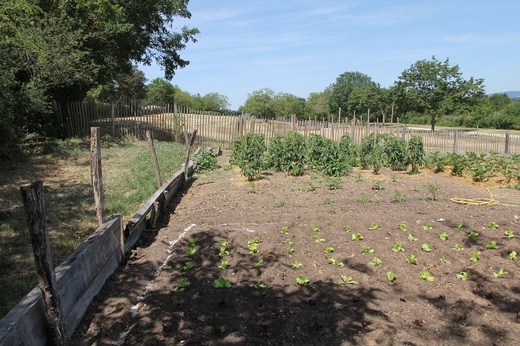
(218, 260, 230, 269)
(338, 275, 358, 285)
(352, 233, 364, 241)
(175, 278, 190, 292)
(360, 133, 386, 174)
(439, 232, 449, 241)
(292, 260, 303, 269)
(252, 281, 267, 289)
(305, 134, 352, 176)
(231, 133, 266, 181)
(408, 136, 425, 174)
(213, 277, 232, 288)
(470, 251, 481, 262)
(182, 262, 194, 272)
(456, 271, 469, 281)
(408, 234, 418, 241)
(362, 245, 374, 254)
(447, 153, 467, 177)
(406, 255, 417, 265)
(421, 244, 431, 252)
(195, 150, 219, 172)
(368, 223, 379, 231)
(419, 268, 434, 281)
(488, 221, 499, 229)
(486, 241, 498, 250)
(384, 136, 409, 171)
(266, 132, 306, 176)
(370, 257, 382, 266)
(468, 231, 479, 239)
(247, 237, 260, 254)
(328, 258, 345, 267)
(493, 268, 508, 278)
(386, 271, 397, 284)
(392, 243, 404, 252)
(324, 246, 335, 253)
(296, 274, 310, 285)
(467, 152, 494, 182)
(425, 151, 446, 173)
(509, 251, 517, 261)
(425, 182, 440, 201)
(504, 230, 515, 238)
(328, 71, 377, 114)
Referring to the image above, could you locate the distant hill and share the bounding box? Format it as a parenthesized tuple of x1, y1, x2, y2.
(489, 91, 520, 101)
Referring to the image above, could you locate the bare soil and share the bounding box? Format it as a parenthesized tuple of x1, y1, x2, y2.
(72, 153, 520, 345)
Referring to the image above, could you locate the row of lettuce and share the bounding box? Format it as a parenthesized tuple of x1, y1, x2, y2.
(226, 132, 520, 187)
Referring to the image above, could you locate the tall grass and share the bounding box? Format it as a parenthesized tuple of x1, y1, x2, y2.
(0, 137, 187, 317)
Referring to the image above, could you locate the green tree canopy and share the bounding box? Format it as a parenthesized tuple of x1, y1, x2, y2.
(199, 92, 230, 112)
(306, 91, 331, 120)
(147, 78, 177, 104)
(328, 71, 377, 114)
(395, 56, 485, 131)
(243, 88, 277, 118)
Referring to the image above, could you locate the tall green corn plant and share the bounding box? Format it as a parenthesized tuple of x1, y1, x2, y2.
(408, 135, 425, 174)
(384, 136, 409, 171)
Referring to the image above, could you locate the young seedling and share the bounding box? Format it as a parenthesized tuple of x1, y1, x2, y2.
(493, 268, 508, 278)
(419, 268, 434, 281)
(213, 277, 232, 288)
(312, 225, 320, 233)
(186, 246, 197, 256)
(392, 243, 404, 252)
(468, 231, 479, 239)
(455, 222, 464, 230)
(368, 223, 379, 231)
(296, 274, 310, 285)
(486, 241, 498, 250)
(328, 257, 344, 267)
(453, 244, 463, 251)
(488, 221, 499, 229)
(188, 238, 197, 246)
(425, 182, 440, 201)
(344, 225, 351, 233)
(422, 223, 433, 231)
(281, 226, 289, 235)
(292, 260, 303, 269)
(421, 244, 431, 252)
(509, 251, 517, 261)
(338, 275, 358, 285)
(406, 254, 417, 265)
(314, 234, 326, 243)
(255, 258, 264, 266)
(439, 257, 451, 264)
(175, 278, 190, 292)
(408, 234, 418, 242)
(504, 230, 515, 238)
(470, 251, 481, 262)
(182, 261, 194, 271)
(286, 246, 295, 254)
(218, 259, 229, 269)
(398, 223, 408, 232)
(247, 237, 260, 253)
(252, 281, 267, 289)
(370, 257, 382, 266)
(439, 232, 449, 241)
(219, 239, 230, 256)
(456, 271, 469, 281)
(325, 246, 335, 253)
(386, 271, 397, 284)
(352, 233, 364, 241)
(362, 245, 374, 254)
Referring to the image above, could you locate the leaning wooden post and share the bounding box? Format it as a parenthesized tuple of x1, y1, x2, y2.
(20, 181, 67, 345)
(184, 129, 198, 183)
(146, 130, 162, 188)
(90, 127, 105, 226)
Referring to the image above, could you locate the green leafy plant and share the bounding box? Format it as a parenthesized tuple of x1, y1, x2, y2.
(255, 258, 264, 266)
(421, 244, 431, 252)
(408, 135, 425, 174)
(419, 268, 434, 281)
(281, 226, 289, 235)
(182, 261, 194, 272)
(425, 182, 440, 201)
(408, 234, 418, 241)
(392, 243, 404, 252)
(456, 271, 469, 281)
(231, 133, 266, 181)
(338, 275, 358, 285)
(406, 254, 417, 265)
(439, 232, 449, 241)
(325, 246, 335, 253)
(247, 237, 260, 253)
(370, 257, 382, 266)
(195, 150, 219, 172)
(352, 233, 363, 241)
(386, 271, 397, 284)
(470, 251, 481, 262)
(509, 251, 517, 260)
(312, 225, 320, 232)
(493, 268, 508, 278)
(296, 274, 310, 285)
(286, 246, 295, 255)
(328, 258, 344, 267)
(455, 222, 464, 230)
(219, 239, 230, 256)
(313, 234, 326, 243)
(439, 257, 451, 264)
(393, 189, 404, 203)
(504, 230, 515, 238)
(186, 246, 197, 256)
(488, 221, 499, 229)
(486, 241, 498, 250)
(371, 180, 385, 190)
(362, 245, 374, 254)
(252, 281, 267, 289)
(175, 278, 190, 292)
(368, 223, 379, 231)
(292, 260, 303, 269)
(398, 223, 408, 232)
(422, 223, 433, 230)
(218, 259, 229, 269)
(468, 231, 479, 239)
(447, 152, 467, 177)
(344, 225, 351, 233)
(213, 277, 232, 288)
(453, 244, 463, 251)
(188, 238, 197, 246)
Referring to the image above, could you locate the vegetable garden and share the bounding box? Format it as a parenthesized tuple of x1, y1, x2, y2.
(71, 133, 519, 345)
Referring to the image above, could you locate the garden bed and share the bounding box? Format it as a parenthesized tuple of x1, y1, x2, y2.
(72, 153, 519, 345)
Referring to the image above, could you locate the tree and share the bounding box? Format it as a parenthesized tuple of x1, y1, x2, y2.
(395, 56, 485, 131)
(272, 93, 306, 119)
(147, 78, 177, 104)
(243, 88, 276, 118)
(199, 92, 230, 112)
(306, 91, 330, 120)
(328, 71, 377, 114)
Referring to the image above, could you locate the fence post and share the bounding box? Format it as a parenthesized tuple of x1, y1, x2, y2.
(20, 181, 67, 345)
(90, 127, 105, 226)
(505, 133, 510, 154)
(146, 130, 162, 188)
(453, 130, 459, 154)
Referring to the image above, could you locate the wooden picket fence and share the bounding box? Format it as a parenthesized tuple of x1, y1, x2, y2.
(57, 100, 520, 155)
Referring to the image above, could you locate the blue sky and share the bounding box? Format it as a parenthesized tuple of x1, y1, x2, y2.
(139, 1, 520, 110)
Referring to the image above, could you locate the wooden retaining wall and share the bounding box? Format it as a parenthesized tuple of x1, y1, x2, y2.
(0, 160, 196, 345)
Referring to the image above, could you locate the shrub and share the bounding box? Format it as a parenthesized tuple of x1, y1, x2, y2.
(230, 133, 266, 181)
(408, 135, 425, 174)
(384, 136, 408, 171)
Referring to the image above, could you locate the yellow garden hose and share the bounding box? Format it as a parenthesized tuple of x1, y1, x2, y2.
(450, 186, 519, 207)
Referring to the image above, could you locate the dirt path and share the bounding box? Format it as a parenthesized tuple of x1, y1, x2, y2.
(71, 154, 520, 345)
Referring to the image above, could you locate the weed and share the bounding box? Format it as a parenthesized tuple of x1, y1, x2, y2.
(456, 271, 469, 281)
(344, 225, 351, 233)
(325, 246, 335, 253)
(371, 180, 385, 190)
(425, 182, 440, 201)
(255, 258, 264, 266)
(296, 274, 310, 285)
(292, 260, 303, 269)
(488, 221, 499, 229)
(392, 243, 404, 252)
(470, 251, 481, 262)
(182, 262, 194, 272)
(391, 174, 398, 182)
(393, 190, 404, 203)
(355, 173, 364, 182)
(370, 257, 382, 266)
(504, 230, 515, 238)
(406, 255, 417, 265)
(386, 271, 397, 284)
(175, 278, 190, 292)
(213, 277, 232, 288)
(358, 194, 370, 204)
(493, 268, 508, 278)
(486, 241, 498, 250)
(468, 231, 479, 239)
(421, 244, 431, 252)
(186, 246, 197, 256)
(326, 177, 342, 190)
(352, 233, 364, 241)
(439, 232, 449, 241)
(509, 251, 517, 260)
(362, 245, 374, 254)
(419, 268, 434, 281)
(323, 198, 335, 206)
(281, 226, 289, 235)
(252, 281, 267, 289)
(338, 275, 358, 285)
(274, 200, 285, 208)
